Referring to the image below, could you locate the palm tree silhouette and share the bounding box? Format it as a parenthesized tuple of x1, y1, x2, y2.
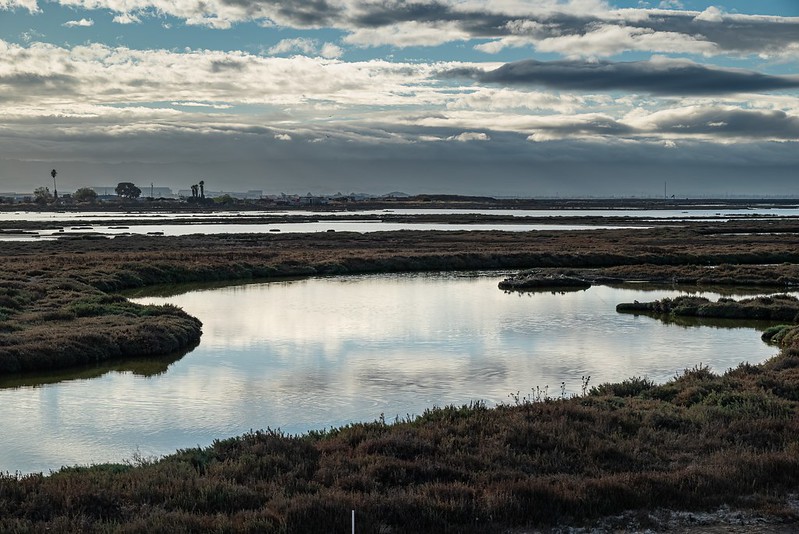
(50, 169, 58, 199)
(199, 180, 205, 199)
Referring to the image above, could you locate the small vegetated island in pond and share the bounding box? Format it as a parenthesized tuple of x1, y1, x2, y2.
(617, 294, 799, 347)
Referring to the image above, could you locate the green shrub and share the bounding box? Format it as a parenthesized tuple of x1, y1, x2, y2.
(590, 376, 656, 397)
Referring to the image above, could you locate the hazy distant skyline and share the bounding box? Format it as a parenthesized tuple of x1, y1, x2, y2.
(1, 1, 798, 197)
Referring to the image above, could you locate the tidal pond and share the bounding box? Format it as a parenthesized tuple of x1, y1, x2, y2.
(0, 273, 783, 474)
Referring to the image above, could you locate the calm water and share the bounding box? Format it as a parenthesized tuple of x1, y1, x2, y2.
(31, 221, 640, 238)
(0, 273, 781, 474)
(2, 207, 798, 222)
(3, 206, 798, 240)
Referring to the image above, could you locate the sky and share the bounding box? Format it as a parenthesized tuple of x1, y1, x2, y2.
(1, 0, 798, 197)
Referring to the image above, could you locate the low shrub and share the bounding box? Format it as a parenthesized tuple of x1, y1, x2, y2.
(590, 376, 655, 397)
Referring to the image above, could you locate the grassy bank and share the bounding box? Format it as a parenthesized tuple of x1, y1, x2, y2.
(0, 275, 202, 374)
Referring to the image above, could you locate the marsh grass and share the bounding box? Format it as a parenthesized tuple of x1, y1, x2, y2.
(2, 351, 799, 532)
(0, 275, 201, 373)
(0, 356, 799, 532)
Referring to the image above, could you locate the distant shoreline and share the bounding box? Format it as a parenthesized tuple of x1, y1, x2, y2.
(2, 195, 798, 215)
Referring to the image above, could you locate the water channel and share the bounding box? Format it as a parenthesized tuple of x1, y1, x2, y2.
(2, 206, 796, 240)
(0, 273, 783, 474)
(1, 207, 798, 222)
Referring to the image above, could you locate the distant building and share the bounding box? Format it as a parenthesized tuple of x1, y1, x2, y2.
(178, 189, 263, 200)
(90, 186, 117, 197)
(149, 187, 174, 198)
(301, 193, 329, 205)
(0, 192, 34, 202)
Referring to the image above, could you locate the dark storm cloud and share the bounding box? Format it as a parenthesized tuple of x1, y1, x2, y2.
(443, 59, 799, 95)
(218, 0, 342, 26)
(352, 1, 453, 27)
(361, 3, 799, 48)
(209, 59, 248, 73)
(347, 1, 516, 36)
(637, 11, 799, 56)
(0, 72, 78, 91)
(651, 108, 799, 139)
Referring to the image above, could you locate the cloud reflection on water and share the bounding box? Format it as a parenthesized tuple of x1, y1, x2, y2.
(0, 273, 781, 474)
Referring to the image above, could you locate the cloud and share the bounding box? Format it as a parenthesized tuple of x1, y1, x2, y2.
(627, 106, 799, 141)
(0, 35, 797, 190)
(0, 0, 38, 13)
(694, 6, 724, 23)
(267, 38, 343, 58)
(447, 88, 594, 114)
(448, 131, 490, 142)
(3, 124, 796, 197)
(268, 38, 318, 56)
(112, 13, 141, 24)
(19, 29, 45, 42)
(171, 101, 232, 109)
(0, 39, 443, 108)
(40, 0, 799, 58)
(445, 58, 799, 95)
(344, 21, 471, 48)
(530, 24, 719, 58)
(62, 18, 94, 27)
(319, 42, 343, 59)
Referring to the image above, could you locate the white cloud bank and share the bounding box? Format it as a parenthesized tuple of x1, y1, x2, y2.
(0, 0, 38, 13)
(1, 38, 798, 149)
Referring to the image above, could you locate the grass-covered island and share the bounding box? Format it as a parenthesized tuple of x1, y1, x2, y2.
(3, 217, 799, 531)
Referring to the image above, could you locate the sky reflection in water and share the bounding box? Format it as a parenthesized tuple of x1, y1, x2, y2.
(0, 273, 782, 474)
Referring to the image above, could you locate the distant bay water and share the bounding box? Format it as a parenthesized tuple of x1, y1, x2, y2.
(3, 206, 798, 240)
